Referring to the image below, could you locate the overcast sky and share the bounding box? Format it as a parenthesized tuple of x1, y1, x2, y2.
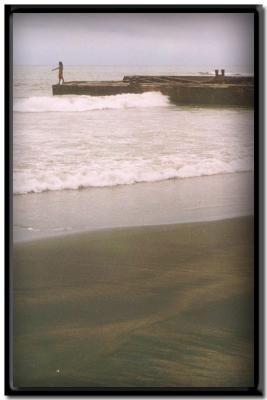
(13, 13, 254, 68)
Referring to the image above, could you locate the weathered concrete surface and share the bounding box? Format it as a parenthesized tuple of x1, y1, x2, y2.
(165, 84, 254, 107)
(52, 75, 254, 107)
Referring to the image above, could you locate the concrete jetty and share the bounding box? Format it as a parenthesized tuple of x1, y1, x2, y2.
(52, 72, 254, 107)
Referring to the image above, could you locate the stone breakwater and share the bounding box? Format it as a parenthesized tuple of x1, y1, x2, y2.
(52, 75, 254, 107)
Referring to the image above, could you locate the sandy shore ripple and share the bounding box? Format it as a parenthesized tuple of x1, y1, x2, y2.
(13, 217, 254, 388)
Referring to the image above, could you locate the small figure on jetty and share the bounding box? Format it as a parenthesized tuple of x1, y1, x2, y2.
(52, 61, 64, 85)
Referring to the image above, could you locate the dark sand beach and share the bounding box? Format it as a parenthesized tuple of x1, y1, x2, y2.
(13, 216, 254, 388)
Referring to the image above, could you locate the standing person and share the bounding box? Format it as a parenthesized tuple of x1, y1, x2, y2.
(52, 61, 64, 84)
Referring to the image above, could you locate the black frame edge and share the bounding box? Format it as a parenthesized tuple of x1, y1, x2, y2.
(5, 3, 12, 397)
(5, 4, 263, 396)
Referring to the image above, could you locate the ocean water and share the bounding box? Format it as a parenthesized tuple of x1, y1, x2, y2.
(13, 65, 254, 240)
(13, 65, 253, 195)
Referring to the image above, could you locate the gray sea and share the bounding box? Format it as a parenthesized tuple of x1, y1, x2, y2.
(13, 65, 254, 240)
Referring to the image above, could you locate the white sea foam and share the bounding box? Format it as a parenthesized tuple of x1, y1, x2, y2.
(13, 157, 253, 195)
(13, 92, 170, 113)
(13, 80, 254, 196)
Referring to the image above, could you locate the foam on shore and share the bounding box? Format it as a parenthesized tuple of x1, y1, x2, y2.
(14, 172, 254, 242)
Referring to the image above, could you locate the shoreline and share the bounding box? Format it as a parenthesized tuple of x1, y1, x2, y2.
(13, 216, 254, 387)
(13, 171, 254, 242)
(14, 214, 252, 246)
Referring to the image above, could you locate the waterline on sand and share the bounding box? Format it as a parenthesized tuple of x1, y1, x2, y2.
(13, 171, 253, 242)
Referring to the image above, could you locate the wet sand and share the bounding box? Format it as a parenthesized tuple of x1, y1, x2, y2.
(13, 216, 254, 388)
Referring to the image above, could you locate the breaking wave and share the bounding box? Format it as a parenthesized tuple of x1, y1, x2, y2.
(13, 157, 253, 195)
(13, 92, 170, 113)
